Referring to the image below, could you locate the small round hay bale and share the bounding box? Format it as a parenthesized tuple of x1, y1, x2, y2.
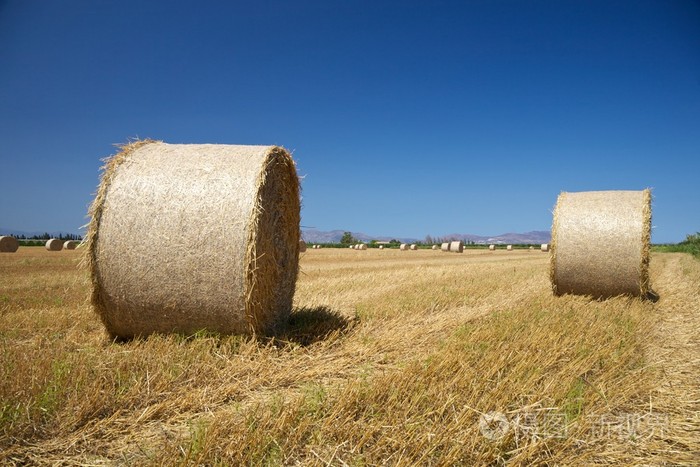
(506, 245, 513, 251)
(400, 243, 408, 251)
(441, 242, 449, 252)
(46, 238, 63, 251)
(488, 244, 495, 251)
(379, 245, 384, 249)
(358, 244, 367, 250)
(541, 243, 549, 252)
(299, 240, 307, 253)
(432, 245, 438, 250)
(529, 246, 534, 251)
(86, 140, 300, 339)
(64, 240, 78, 250)
(450, 241, 463, 253)
(410, 244, 417, 250)
(0, 236, 19, 253)
(348, 245, 354, 249)
(550, 189, 651, 298)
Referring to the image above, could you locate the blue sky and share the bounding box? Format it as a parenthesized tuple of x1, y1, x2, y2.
(0, 1, 698, 243)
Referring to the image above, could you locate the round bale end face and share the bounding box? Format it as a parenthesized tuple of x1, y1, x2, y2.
(0, 236, 19, 253)
(488, 244, 495, 251)
(410, 244, 417, 250)
(440, 242, 449, 252)
(400, 244, 408, 251)
(86, 141, 300, 339)
(550, 189, 651, 298)
(64, 241, 78, 250)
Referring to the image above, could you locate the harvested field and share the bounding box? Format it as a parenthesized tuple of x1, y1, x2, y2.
(1, 248, 699, 464)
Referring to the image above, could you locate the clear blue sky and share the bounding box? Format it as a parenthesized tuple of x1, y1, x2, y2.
(1, 1, 698, 243)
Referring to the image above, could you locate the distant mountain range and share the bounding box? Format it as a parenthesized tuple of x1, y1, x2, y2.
(301, 229, 551, 245)
(1, 226, 550, 245)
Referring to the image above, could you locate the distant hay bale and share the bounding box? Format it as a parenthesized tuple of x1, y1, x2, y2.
(46, 238, 63, 251)
(0, 236, 19, 253)
(64, 240, 78, 250)
(450, 241, 463, 253)
(432, 245, 438, 250)
(85, 140, 300, 339)
(358, 244, 367, 250)
(400, 243, 408, 251)
(348, 245, 354, 249)
(529, 246, 534, 251)
(550, 189, 651, 298)
(379, 245, 384, 249)
(488, 244, 495, 251)
(441, 242, 449, 252)
(506, 245, 513, 251)
(410, 244, 417, 250)
(541, 243, 549, 252)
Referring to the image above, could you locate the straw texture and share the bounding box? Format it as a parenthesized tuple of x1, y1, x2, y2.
(441, 243, 449, 252)
(0, 236, 19, 253)
(550, 189, 651, 298)
(85, 140, 301, 339)
(45, 239, 63, 251)
(299, 240, 307, 253)
(450, 241, 463, 253)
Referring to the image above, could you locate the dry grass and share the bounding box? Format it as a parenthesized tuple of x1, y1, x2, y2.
(1, 247, 699, 464)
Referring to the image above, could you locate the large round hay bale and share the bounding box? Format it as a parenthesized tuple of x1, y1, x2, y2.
(400, 243, 408, 251)
(0, 236, 19, 253)
(410, 244, 417, 250)
(64, 240, 78, 250)
(441, 242, 449, 252)
(506, 245, 513, 251)
(46, 238, 63, 251)
(541, 243, 549, 252)
(431, 245, 438, 250)
(299, 240, 307, 253)
(550, 189, 651, 298)
(85, 140, 300, 339)
(450, 241, 463, 253)
(488, 244, 495, 251)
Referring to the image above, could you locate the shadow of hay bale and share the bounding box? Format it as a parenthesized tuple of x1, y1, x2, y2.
(279, 306, 355, 346)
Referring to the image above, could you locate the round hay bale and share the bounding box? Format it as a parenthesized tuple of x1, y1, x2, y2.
(550, 189, 651, 298)
(348, 245, 354, 249)
(299, 240, 307, 253)
(400, 243, 408, 251)
(432, 245, 438, 250)
(488, 244, 495, 251)
(541, 243, 549, 252)
(441, 242, 449, 252)
(529, 246, 534, 251)
(64, 240, 78, 250)
(46, 238, 63, 251)
(410, 244, 417, 250)
(85, 140, 300, 339)
(0, 236, 19, 253)
(358, 244, 367, 250)
(506, 245, 513, 251)
(379, 245, 384, 249)
(450, 241, 463, 253)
